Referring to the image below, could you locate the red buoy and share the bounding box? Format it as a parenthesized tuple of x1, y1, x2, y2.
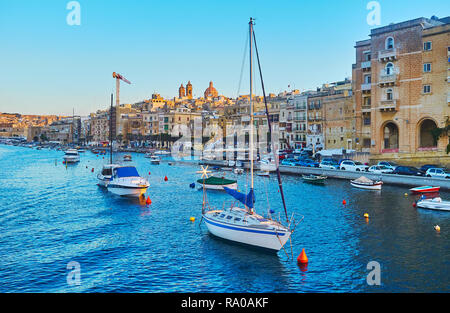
(342, 199, 347, 205)
(91, 168, 94, 172)
(148, 172, 151, 175)
(412, 202, 417, 208)
(297, 248, 308, 264)
(146, 196, 152, 205)
(164, 176, 168, 181)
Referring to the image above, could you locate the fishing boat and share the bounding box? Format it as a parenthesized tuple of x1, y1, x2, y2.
(234, 168, 244, 175)
(416, 197, 450, 211)
(63, 149, 80, 163)
(149, 155, 161, 165)
(197, 176, 238, 190)
(350, 176, 383, 190)
(107, 166, 149, 197)
(410, 186, 441, 194)
(123, 154, 132, 162)
(302, 174, 327, 184)
(200, 18, 298, 253)
(256, 171, 270, 177)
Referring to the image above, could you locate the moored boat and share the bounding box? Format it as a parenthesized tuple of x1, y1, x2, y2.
(416, 197, 450, 211)
(256, 171, 270, 177)
(123, 154, 132, 162)
(410, 186, 441, 194)
(233, 168, 244, 175)
(107, 166, 149, 197)
(149, 155, 160, 165)
(197, 176, 238, 190)
(97, 164, 119, 187)
(350, 176, 383, 190)
(302, 174, 327, 184)
(63, 149, 80, 163)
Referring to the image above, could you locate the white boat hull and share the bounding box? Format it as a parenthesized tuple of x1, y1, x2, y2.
(203, 215, 291, 252)
(350, 181, 382, 190)
(416, 199, 450, 211)
(107, 185, 148, 197)
(63, 156, 80, 163)
(199, 183, 238, 190)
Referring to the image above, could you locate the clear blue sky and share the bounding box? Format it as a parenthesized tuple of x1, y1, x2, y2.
(0, 0, 448, 115)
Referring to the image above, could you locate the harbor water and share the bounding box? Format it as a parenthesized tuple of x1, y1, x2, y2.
(0, 145, 449, 292)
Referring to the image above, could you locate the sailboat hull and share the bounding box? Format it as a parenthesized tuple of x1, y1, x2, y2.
(203, 215, 291, 252)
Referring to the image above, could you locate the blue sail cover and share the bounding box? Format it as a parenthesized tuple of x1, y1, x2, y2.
(115, 166, 140, 178)
(223, 187, 255, 209)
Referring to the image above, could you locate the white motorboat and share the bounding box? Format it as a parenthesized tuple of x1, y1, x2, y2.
(350, 176, 383, 190)
(259, 157, 276, 172)
(144, 152, 153, 158)
(154, 150, 171, 156)
(107, 166, 149, 197)
(200, 19, 295, 253)
(97, 164, 119, 187)
(63, 149, 80, 163)
(234, 168, 244, 175)
(256, 171, 270, 177)
(149, 155, 161, 165)
(416, 197, 450, 211)
(123, 154, 132, 162)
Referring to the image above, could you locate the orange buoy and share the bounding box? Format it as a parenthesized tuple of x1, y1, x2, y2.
(164, 176, 168, 181)
(297, 248, 308, 264)
(146, 196, 152, 205)
(342, 199, 347, 205)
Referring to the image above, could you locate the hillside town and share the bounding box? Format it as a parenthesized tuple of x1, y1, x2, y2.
(1, 16, 449, 166)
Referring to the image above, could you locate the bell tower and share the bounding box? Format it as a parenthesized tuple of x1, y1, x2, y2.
(178, 84, 186, 98)
(186, 81, 193, 99)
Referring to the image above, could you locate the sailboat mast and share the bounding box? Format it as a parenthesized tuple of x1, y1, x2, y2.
(249, 17, 254, 193)
(110, 93, 113, 164)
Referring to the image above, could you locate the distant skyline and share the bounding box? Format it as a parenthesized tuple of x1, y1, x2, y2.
(0, 0, 449, 116)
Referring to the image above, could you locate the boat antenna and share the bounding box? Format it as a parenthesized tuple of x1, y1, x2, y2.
(252, 27, 290, 223)
(110, 93, 113, 164)
(249, 17, 254, 214)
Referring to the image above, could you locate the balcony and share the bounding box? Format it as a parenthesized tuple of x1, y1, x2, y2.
(294, 117, 306, 122)
(361, 105, 372, 113)
(378, 48, 397, 62)
(378, 99, 398, 112)
(361, 61, 371, 70)
(361, 83, 372, 91)
(379, 72, 398, 87)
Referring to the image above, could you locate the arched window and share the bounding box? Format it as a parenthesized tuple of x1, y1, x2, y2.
(386, 37, 394, 50)
(385, 62, 394, 75)
(386, 88, 393, 100)
(419, 119, 438, 148)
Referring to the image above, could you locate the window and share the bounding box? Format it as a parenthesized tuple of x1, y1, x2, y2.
(385, 62, 394, 75)
(423, 63, 431, 72)
(423, 85, 431, 94)
(363, 97, 371, 106)
(386, 88, 393, 100)
(363, 117, 371, 126)
(363, 138, 371, 147)
(423, 41, 432, 51)
(364, 74, 371, 84)
(226, 216, 233, 220)
(386, 37, 394, 50)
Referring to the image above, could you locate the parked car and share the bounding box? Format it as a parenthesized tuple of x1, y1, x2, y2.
(319, 160, 340, 170)
(281, 158, 297, 166)
(425, 168, 450, 178)
(340, 160, 369, 172)
(338, 158, 353, 165)
(368, 165, 393, 174)
(297, 158, 319, 168)
(420, 164, 440, 173)
(377, 161, 398, 171)
(392, 166, 425, 176)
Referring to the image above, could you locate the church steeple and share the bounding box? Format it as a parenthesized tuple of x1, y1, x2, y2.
(186, 81, 193, 99)
(178, 83, 186, 98)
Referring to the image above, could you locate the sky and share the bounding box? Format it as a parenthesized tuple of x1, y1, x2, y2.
(0, 0, 448, 116)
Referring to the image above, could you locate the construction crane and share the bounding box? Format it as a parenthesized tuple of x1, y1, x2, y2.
(112, 72, 131, 106)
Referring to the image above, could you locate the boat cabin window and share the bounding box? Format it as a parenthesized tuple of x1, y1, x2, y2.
(219, 214, 225, 218)
(226, 216, 233, 220)
(234, 218, 241, 222)
(102, 168, 113, 176)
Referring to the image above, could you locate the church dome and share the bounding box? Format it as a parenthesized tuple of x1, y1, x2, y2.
(204, 81, 218, 98)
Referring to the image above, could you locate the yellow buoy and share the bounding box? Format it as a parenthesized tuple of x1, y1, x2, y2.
(190, 217, 196, 222)
(434, 225, 440, 232)
(404, 193, 408, 197)
(364, 213, 369, 219)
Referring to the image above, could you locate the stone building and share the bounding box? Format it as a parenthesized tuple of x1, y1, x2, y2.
(353, 16, 450, 166)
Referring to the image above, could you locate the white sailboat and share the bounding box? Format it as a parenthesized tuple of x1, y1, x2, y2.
(200, 18, 297, 253)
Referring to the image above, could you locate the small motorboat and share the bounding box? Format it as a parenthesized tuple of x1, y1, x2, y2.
(302, 174, 327, 184)
(222, 167, 233, 172)
(410, 186, 441, 194)
(197, 176, 238, 190)
(144, 152, 153, 158)
(63, 149, 80, 163)
(259, 157, 276, 172)
(233, 168, 244, 175)
(256, 171, 270, 177)
(350, 176, 383, 190)
(97, 164, 119, 187)
(107, 166, 149, 197)
(123, 154, 132, 162)
(416, 197, 450, 211)
(154, 150, 171, 156)
(149, 155, 160, 165)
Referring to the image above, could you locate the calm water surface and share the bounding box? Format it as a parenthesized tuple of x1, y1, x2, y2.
(0, 145, 448, 292)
